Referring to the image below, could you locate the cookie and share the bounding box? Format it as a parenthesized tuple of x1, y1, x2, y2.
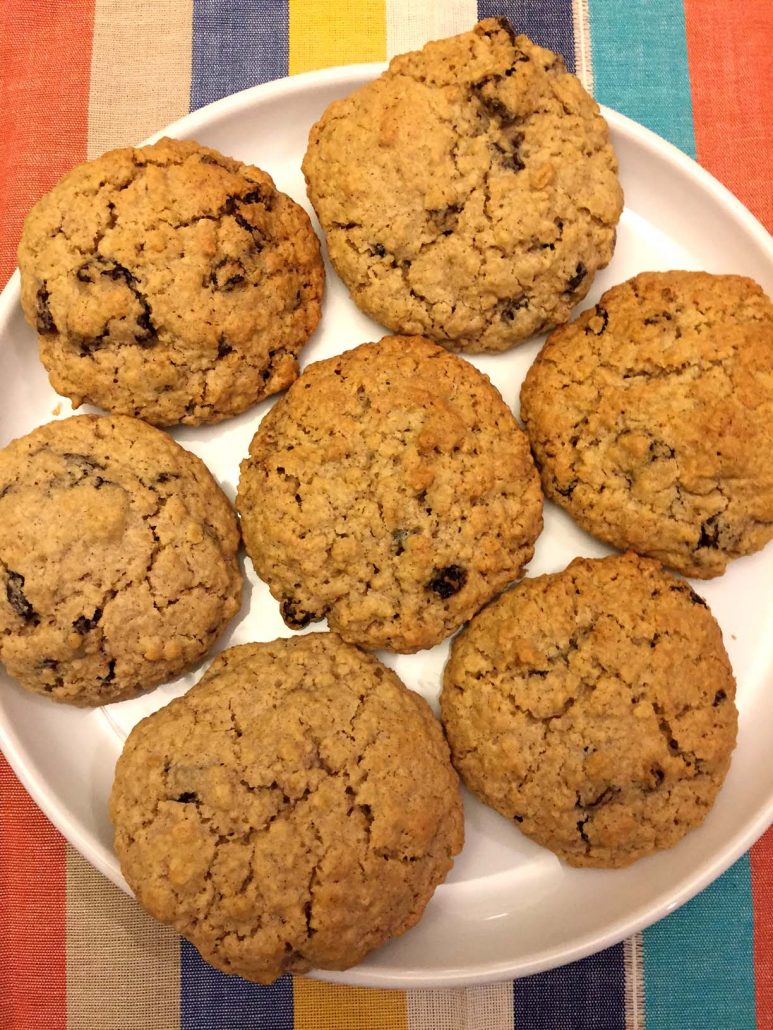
(520, 271, 773, 578)
(441, 553, 738, 868)
(18, 137, 324, 426)
(0, 415, 242, 705)
(302, 18, 622, 353)
(110, 633, 464, 983)
(236, 335, 543, 652)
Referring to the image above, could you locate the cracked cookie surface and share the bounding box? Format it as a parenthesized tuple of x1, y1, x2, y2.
(441, 553, 737, 867)
(236, 335, 543, 652)
(520, 271, 773, 577)
(0, 414, 242, 705)
(18, 137, 324, 426)
(302, 18, 622, 353)
(110, 633, 464, 983)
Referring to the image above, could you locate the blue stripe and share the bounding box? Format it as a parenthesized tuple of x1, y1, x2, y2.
(180, 939, 293, 1030)
(477, 1, 577, 72)
(587, 0, 695, 156)
(191, 0, 289, 111)
(643, 856, 757, 1030)
(514, 943, 626, 1029)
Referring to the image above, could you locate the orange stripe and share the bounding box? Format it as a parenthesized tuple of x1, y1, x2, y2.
(684, 0, 773, 231)
(0, 0, 96, 286)
(752, 827, 773, 1030)
(0, 754, 67, 1030)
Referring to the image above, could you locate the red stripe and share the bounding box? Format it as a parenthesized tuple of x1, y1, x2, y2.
(0, 3, 94, 1025)
(752, 828, 773, 1030)
(683, 0, 773, 232)
(0, 754, 67, 1030)
(686, 7, 773, 1023)
(0, 0, 95, 286)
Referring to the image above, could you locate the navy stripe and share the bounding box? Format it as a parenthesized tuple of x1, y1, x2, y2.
(514, 942, 626, 1030)
(180, 940, 293, 1030)
(477, 1, 577, 72)
(191, 0, 289, 110)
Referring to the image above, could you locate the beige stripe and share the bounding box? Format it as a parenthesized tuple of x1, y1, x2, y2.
(386, 0, 479, 58)
(407, 982, 514, 1030)
(66, 846, 180, 1030)
(87, 0, 193, 158)
(624, 933, 646, 1030)
(572, 0, 594, 94)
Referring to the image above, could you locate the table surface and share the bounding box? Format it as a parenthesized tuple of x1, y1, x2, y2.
(1, 2, 772, 1028)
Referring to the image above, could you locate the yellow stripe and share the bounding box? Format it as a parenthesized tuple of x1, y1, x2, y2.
(288, 0, 387, 75)
(65, 847, 180, 1030)
(293, 978, 408, 1030)
(87, 0, 193, 158)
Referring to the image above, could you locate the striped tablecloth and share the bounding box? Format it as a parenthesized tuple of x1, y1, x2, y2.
(1, 2, 771, 1028)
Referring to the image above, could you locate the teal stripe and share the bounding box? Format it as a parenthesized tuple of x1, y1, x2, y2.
(643, 856, 757, 1030)
(587, 0, 695, 157)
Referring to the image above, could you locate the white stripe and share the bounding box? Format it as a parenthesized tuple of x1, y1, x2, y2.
(386, 0, 479, 59)
(87, 0, 193, 159)
(624, 933, 646, 1030)
(407, 982, 515, 1030)
(572, 0, 595, 94)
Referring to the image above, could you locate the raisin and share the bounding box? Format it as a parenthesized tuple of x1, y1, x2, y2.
(713, 690, 726, 706)
(566, 262, 587, 292)
(489, 16, 516, 42)
(99, 659, 116, 685)
(241, 189, 264, 205)
(63, 452, 106, 472)
(36, 285, 57, 334)
(586, 786, 616, 808)
(697, 516, 720, 550)
(76, 264, 94, 283)
(427, 565, 467, 599)
(73, 608, 102, 634)
(499, 295, 529, 322)
(234, 211, 265, 251)
(688, 587, 708, 609)
(583, 305, 609, 336)
(6, 570, 39, 624)
(490, 139, 524, 172)
(175, 792, 198, 803)
(40, 658, 59, 670)
(281, 598, 317, 629)
(135, 308, 156, 345)
(217, 339, 234, 358)
(371, 243, 386, 257)
(555, 480, 577, 498)
(100, 261, 135, 285)
(476, 92, 514, 122)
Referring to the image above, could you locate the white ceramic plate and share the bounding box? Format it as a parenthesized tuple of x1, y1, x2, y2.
(1, 66, 772, 989)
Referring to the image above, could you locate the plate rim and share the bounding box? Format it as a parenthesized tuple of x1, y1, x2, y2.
(0, 62, 772, 988)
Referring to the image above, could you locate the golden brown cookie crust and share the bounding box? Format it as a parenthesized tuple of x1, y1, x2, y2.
(302, 19, 622, 353)
(520, 271, 773, 578)
(441, 553, 737, 867)
(18, 137, 324, 426)
(110, 633, 464, 983)
(0, 415, 242, 705)
(237, 335, 543, 652)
